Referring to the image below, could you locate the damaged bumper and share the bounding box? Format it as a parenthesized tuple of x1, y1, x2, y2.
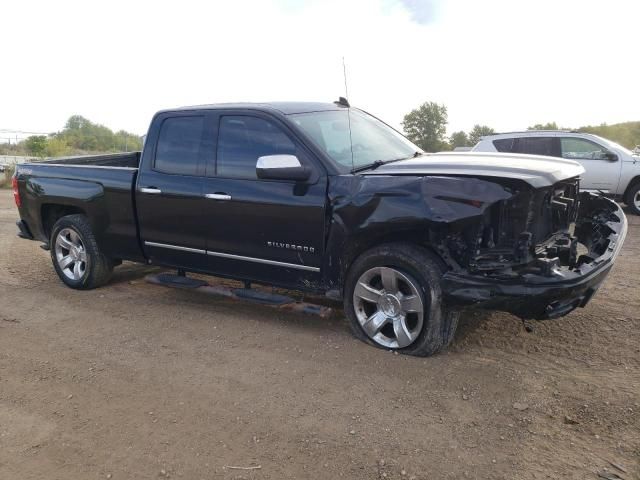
(441, 193, 627, 320)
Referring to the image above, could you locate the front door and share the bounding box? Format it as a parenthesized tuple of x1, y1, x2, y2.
(202, 112, 327, 289)
(559, 137, 621, 192)
(136, 113, 209, 270)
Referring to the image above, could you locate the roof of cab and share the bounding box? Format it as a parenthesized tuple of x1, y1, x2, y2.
(160, 102, 345, 116)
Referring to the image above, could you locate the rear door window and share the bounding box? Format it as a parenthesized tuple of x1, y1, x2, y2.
(216, 116, 296, 179)
(560, 138, 609, 160)
(514, 137, 560, 157)
(154, 116, 205, 175)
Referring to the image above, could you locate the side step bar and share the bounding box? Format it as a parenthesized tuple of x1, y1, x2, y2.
(146, 272, 333, 318)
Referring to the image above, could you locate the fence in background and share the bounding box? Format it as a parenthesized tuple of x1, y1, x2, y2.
(0, 155, 38, 165)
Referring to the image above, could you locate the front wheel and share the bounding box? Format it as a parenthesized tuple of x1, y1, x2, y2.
(50, 214, 114, 289)
(625, 182, 640, 216)
(344, 243, 459, 357)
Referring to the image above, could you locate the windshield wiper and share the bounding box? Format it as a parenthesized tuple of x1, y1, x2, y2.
(352, 160, 386, 173)
(352, 155, 416, 173)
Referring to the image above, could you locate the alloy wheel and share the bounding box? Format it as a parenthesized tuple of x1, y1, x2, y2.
(54, 228, 87, 281)
(352, 266, 424, 349)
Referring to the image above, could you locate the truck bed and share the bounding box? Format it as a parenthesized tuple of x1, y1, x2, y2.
(39, 151, 141, 168)
(15, 155, 143, 263)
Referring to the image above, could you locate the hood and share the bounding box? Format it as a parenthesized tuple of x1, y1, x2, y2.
(363, 152, 585, 188)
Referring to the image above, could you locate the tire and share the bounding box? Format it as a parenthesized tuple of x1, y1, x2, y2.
(50, 214, 114, 289)
(625, 182, 640, 216)
(344, 242, 459, 357)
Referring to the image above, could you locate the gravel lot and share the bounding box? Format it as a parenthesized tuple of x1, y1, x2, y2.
(0, 189, 638, 479)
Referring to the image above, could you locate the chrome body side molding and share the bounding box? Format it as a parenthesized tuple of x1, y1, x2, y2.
(144, 241, 320, 272)
(144, 241, 206, 255)
(206, 250, 320, 272)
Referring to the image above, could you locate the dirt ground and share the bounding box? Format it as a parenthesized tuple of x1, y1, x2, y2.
(0, 189, 638, 480)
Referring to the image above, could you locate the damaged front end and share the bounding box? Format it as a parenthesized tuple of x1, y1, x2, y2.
(440, 180, 627, 319)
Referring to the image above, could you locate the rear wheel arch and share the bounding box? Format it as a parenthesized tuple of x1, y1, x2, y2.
(41, 203, 86, 240)
(50, 214, 113, 289)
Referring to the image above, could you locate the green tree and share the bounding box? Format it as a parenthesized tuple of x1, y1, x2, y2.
(52, 115, 141, 154)
(24, 135, 47, 157)
(402, 101, 448, 152)
(577, 121, 640, 149)
(45, 137, 71, 157)
(114, 130, 142, 152)
(528, 122, 559, 130)
(449, 130, 470, 149)
(468, 125, 495, 146)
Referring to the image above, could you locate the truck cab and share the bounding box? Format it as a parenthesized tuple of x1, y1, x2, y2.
(135, 105, 330, 289)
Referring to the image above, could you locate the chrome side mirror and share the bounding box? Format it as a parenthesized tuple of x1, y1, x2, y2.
(256, 154, 311, 181)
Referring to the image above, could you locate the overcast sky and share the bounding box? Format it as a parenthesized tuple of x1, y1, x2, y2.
(2, 0, 639, 138)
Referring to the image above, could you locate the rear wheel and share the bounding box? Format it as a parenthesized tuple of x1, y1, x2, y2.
(625, 182, 640, 215)
(344, 243, 459, 356)
(50, 214, 114, 289)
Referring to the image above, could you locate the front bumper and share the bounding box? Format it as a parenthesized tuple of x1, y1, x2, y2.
(441, 193, 627, 320)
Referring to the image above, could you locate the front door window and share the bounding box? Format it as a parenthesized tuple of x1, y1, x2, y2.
(560, 138, 609, 160)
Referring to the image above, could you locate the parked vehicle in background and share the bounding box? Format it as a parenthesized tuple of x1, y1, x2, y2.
(12, 101, 627, 356)
(473, 131, 640, 215)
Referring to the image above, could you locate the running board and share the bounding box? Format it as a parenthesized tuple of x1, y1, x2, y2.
(145, 273, 333, 318)
(152, 273, 208, 289)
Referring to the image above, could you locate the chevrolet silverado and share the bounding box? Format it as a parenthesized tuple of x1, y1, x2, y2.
(13, 100, 627, 356)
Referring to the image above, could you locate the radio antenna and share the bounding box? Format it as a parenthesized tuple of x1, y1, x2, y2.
(341, 56, 354, 171)
(342, 56, 349, 99)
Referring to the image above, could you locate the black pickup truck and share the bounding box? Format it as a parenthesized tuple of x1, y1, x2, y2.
(13, 100, 627, 356)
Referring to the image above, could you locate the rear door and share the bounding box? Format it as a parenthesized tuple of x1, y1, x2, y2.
(559, 137, 620, 191)
(135, 112, 210, 270)
(201, 111, 327, 289)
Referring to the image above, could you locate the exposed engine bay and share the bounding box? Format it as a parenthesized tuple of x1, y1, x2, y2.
(433, 177, 619, 280)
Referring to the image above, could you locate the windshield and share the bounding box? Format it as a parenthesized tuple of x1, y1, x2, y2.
(289, 109, 422, 172)
(593, 135, 635, 156)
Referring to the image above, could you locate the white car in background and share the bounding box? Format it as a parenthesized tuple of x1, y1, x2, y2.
(473, 131, 640, 214)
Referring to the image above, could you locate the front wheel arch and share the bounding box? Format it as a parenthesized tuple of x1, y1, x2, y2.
(623, 179, 640, 215)
(343, 242, 459, 356)
(335, 231, 449, 291)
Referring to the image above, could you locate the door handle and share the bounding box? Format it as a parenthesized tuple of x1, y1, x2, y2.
(205, 193, 232, 201)
(140, 187, 162, 194)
